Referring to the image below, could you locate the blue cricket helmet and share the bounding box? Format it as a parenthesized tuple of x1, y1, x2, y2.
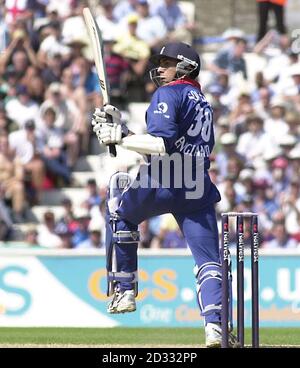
(150, 42, 201, 79)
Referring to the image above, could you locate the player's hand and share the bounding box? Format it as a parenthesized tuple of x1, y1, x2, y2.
(95, 123, 122, 145)
(92, 104, 121, 126)
(92, 105, 128, 146)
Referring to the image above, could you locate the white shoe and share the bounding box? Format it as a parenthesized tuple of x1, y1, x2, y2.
(107, 289, 136, 314)
(205, 323, 239, 348)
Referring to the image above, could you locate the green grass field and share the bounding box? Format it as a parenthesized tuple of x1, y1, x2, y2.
(0, 328, 299, 347)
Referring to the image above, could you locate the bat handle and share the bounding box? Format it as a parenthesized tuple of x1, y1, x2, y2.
(107, 114, 117, 157)
(109, 144, 117, 157)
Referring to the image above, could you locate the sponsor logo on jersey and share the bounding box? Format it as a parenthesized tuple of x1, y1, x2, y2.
(154, 102, 169, 117)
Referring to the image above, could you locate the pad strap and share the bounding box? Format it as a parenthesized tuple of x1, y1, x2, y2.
(107, 271, 138, 283)
(113, 230, 140, 244)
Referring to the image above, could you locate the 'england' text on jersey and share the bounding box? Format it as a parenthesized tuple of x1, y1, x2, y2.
(174, 136, 211, 157)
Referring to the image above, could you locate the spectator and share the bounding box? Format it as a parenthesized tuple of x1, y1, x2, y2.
(22, 66, 46, 104)
(43, 3, 60, 24)
(206, 84, 229, 122)
(61, 1, 89, 46)
(252, 179, 275, 234)
(0, 187, 13, 241)
(64, 35, 88, 61)
(1, 66, 19, 108)
(208, 38, 248, 80)
(256, 0, 287, 42)
(235, 168, 255, 198)
(215, 132, 245, 180)
(153, 0, 194, 44)
(206, 74, 231, 111)
(284, 63, 300, 113)
(281, 180, 300, 241)
(36, 105, 72, 185)
(9, 119, 45, 204)
(252, 71, 269, 98)
(270, 156, 289, 196)
(81, 178, 102, 211)
(76, 223, 103, 249)
(113, 13, 151, 101)
(275, 47, 299, 95)
(37, 210, 63, 248)
(0, 26, 38, 76)
(278, 133, 297, 159)
(56, 198, 78, 235)
(288, 144, 300, 179)
(44, 0, 73, 19)
(102, 36, 130, 109)
(96, 0, 122, 42)
(285, 111, 300, 140)
(214, 116, 231, 150)
(70, 56, 103, 110)
(221, 28, 246, 51)
(41, 52, 63, 86)
(56, 224, 73, 249)
(134, 0, 167, 51)
(89, 200, 106, 244)
(39, 82, 80, 167)
(0, 6, 9, 53)
(236, 194, 255, 216)
(37, 20, 70, 67)
(255, 33, 294, 86)
(217, 176, 239, 214)
(60, 67, 90, 154)
(259, 144, 283, 182)
(253, 86, 273, 120)
(72, 212, 90, 247)
(113, 0, 139, 22)
(227, 156, 244, 181)
(5, 84, 39, 130)
(0, 131, 26, 222)
(28, 0, 48, 19)
(24, 225, 39, 246)
(228, 93, 255, 136)
(113, 13, 150, 63)
(236, 114, 272, 165)
(0, 103, 11, 133)
(263, 222, 298, 248)
(264, 97, 288, 143)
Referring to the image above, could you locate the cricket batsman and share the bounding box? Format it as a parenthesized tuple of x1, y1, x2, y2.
(92, 42, 237, 347)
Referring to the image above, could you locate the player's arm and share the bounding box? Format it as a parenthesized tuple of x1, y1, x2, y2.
(120, 134, 166, 155)
(92, 105, 166, 155)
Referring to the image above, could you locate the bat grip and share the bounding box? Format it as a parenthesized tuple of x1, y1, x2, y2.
(109, 144, 117, 157)
(107, 114, 117, 157)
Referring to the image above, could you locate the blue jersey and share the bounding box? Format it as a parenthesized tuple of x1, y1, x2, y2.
(118, 79, 221, 224)
(147, 79, 215, 168)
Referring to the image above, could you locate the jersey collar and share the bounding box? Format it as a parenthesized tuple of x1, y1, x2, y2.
(166, 77, 201, 90)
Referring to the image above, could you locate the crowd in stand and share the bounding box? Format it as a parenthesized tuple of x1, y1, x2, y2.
(0, 0, 300, 250)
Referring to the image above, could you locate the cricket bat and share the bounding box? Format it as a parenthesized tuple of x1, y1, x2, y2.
(83, 7, 117, 157)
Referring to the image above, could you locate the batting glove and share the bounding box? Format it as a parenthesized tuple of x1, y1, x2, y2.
(96, 123, 123, 145)
(92, 105, 128, 146)
(92, 104, 121, 126)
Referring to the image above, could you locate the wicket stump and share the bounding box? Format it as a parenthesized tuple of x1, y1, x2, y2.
(221, 212, 259, 348)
